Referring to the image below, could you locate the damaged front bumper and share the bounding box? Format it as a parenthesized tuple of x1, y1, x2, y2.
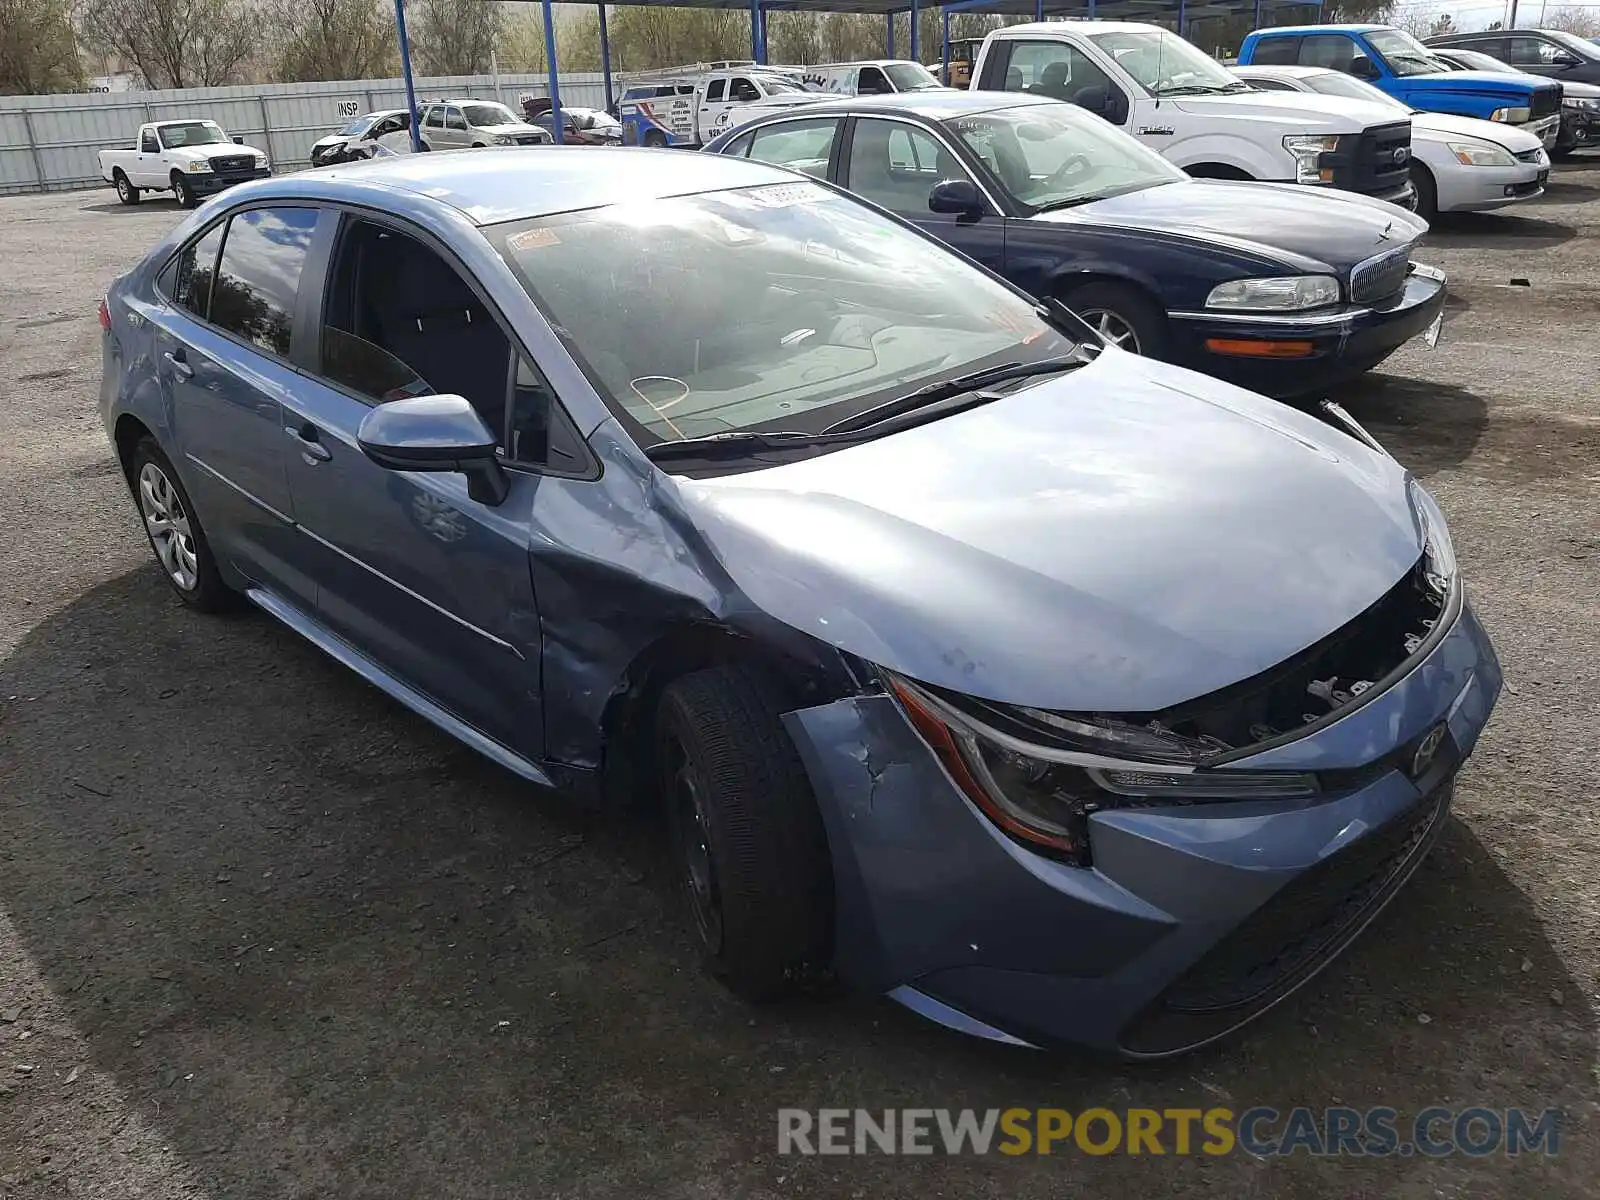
(781, 598, 1501, 1058)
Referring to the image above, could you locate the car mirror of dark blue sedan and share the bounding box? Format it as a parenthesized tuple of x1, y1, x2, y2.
(928, 178, 984, 217)
(357, 394, 509, 506)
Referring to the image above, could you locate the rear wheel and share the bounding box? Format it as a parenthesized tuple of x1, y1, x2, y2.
(1061, 280, 1170, 359)
(128, 438, 238, 612)
(656, 664, 833, 1001)
(643, 130, 668, 148)
(171, 172, 197, 208)
(1409, 162, 1438, 223)
(113, 170, 141, 205)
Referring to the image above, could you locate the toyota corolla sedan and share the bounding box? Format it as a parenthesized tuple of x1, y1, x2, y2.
(704, 91, 1446, 398)
(99, 149, 1499, 1057)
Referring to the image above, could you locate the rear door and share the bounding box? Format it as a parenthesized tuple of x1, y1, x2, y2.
(148, 204, 325, 607)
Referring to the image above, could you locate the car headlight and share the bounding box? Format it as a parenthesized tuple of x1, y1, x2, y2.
(253, 153, 269, 168)
(886, 674, 1318, 865)
(1564, 96, 1600, 111)
(186, 159, 212, 172)
(1489, 106, 1531, 123)
(1206, 275, 1341, 312)
(1409, 479, 1457, 597)
(494, 134, 516, 145)
(1447, 139, 1516, 167)
(1282, 133, 1339, 184)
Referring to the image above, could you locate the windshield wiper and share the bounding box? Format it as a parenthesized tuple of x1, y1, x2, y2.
(820, 355, 1084, 435)
(644, 429, 853, 463)
(1153, 84, 1230, 96)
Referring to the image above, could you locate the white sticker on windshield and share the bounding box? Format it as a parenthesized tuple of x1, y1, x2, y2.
(742, 182, 832, 208)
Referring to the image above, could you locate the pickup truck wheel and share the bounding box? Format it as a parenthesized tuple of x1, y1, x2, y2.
(113, 170, 141, 205)
(1061, 281, 1170, 359)
(171, 172, 197, 209)
(1409, 163, 1438, 222)
(643, 130, 668, 148)
(656, 663, 833, 1001)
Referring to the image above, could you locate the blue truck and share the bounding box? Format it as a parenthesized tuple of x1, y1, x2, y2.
(1238, 24, 1562, 149)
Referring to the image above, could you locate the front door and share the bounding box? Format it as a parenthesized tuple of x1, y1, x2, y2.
(278, 214, 544, 757)
(839, 116, 1007, 275)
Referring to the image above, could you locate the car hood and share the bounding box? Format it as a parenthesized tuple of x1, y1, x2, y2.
(1412, 110, 1543, 150)
(1171, 89, 1403, 131)
(1034, 179, 1427, 273)
(481, 121, 548, 136)
(312, 133, 347, 150)
(670, 353, 1428, 713)
(1398, 69, 1560, 99)
(1561, 78, 1600, 98)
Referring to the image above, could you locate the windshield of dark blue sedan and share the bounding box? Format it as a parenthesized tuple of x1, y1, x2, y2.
(949, 105, 1185, 210)
(488, 183, 1076, 446)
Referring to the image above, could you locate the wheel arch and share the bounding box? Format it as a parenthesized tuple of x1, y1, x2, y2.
(113, 413, 156, 485)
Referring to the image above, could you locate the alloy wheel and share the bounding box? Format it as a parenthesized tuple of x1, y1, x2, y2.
(1080, 308, 1142, 354)
(666, 736, 724, 953)
(137, 461, 199, 591)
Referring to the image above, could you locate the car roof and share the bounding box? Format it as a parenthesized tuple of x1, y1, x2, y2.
(238, 145, 805, 226)
(992, 20, 1166, 35)
(1252, 23, 1391, 35)
(748, 89, 1052, 120)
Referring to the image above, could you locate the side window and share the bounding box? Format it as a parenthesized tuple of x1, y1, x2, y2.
(318, 219, 512, 441)
(1469, 38, 1509, 59)
(423, 105, 443, 128)
(1500, 37, 1546, 66)
(209, 206, 319, 357)
(140, 129, 159, 153)
(747, 119, 839, 178)
(446, 107, 468, 130)
(858, 65, 891, 94)
(706, 79, 726, 102)
(1005, 41, 1115, 106)
(1299, 35, 1356, 72)
(165, 221, 226, 318)
(846, 119, 971, 214)
(1250, 36, 1301, 66)
(729, 77, 760, 102)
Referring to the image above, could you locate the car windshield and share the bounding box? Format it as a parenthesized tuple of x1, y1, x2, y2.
(1445, 48, 1517, 73)
(1367, 29, 1456, 77)
(1544, 30, 1600, 60)
(339, 115, 378, 136)
(1088, 29, 1252, 95)
(490, 182, 1076, 447)
(463, 103, 521, 127)
(885, 62, 944, 90)
(159, 121, 229, 148)
(1305, 71, 1409, 110)
(947, 103, 1184, 210)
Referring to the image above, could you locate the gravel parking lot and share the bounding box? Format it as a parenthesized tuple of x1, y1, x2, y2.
(2, 168, 1598, 1199)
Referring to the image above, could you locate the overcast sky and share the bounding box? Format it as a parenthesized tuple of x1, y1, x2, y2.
(1391, 0, 1600, 31)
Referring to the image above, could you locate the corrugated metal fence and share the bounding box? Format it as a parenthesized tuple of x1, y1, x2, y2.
(0, 71, 611, 196)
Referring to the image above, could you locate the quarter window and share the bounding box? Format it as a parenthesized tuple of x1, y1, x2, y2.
(166, 222, 226, 318)
(209, 206, 319, 358)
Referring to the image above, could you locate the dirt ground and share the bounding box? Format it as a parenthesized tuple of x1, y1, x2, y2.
(1, 164, 1598, 1200)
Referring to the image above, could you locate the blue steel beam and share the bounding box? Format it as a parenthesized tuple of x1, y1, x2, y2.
(942, 8, 951, 79)
(541, 0, 561, 143)
(394, 0, 422, 151)
(887, 11, 895, 55)
(598, 3, 614, 113)
(910, 0, 919, 61)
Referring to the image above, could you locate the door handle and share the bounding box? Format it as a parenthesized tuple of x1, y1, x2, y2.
(286, 421, 333, 462)
(162, 350, 193, 379)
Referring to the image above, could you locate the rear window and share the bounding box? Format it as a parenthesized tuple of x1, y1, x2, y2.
(1249, 36, 1301, 66)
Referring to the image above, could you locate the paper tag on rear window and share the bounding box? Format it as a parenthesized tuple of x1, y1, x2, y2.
(739, 182, 831, 208)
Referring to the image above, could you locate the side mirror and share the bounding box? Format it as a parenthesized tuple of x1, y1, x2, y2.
(1350, 56, 1380, 80)
(1074, 85, 1111, 114)
(357, 394, 509, 506)
(928, 177, 983, 217)
(1552, 52, 1581, 68)
(232, 135, 245, 144)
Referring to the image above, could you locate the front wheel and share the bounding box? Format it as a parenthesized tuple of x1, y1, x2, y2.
(114, 170, 141, 205)
(1061, 281, 1170, 358)
(656, 664, 832, 1001)
(1410, 162, 1439, 223)
(171, 172, 197, 208)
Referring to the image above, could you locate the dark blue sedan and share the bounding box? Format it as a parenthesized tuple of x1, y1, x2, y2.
(705, 91, 1446, 397)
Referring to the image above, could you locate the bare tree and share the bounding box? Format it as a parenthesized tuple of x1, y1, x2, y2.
(76, 0, 256, 87)
(0, 0, 85, 93)
(265, 0, 393, 81)
(410, 0, 503, 75)
(1542, 6, 1600, 36)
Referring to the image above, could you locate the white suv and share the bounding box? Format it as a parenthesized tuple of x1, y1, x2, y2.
(419, 100, 553, 150)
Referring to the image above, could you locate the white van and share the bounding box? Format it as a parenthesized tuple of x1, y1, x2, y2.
(797, 60, 950, 96)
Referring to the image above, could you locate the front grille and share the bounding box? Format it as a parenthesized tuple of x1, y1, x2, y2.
(1515, 147, 1544, 164)
(1331, 121, 1412, 197)
(1531, 88, 1559, 120)
(208, 153, 255, 173)
(1351, 246, 1412, 306)
(1120, 778, 1451, 1055)
(513, 134, 546, 145)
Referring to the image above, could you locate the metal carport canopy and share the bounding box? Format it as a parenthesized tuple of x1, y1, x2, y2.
(389, 0, 1314, 153)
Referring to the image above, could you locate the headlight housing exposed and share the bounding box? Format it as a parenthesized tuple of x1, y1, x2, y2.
(1282, 133, 1339, 183)
(1489, 106, 1531, 124)
(886, 675, 1318, 865)
(1206, 275, 1341, 312)
(1448, 139, 1516, 167)
(1408, 479, 1457, 599)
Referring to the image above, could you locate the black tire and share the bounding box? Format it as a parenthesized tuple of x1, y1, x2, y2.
(1061, 280, 1170, 359)
(1410, 162, 1438, 223)
(642, 130, 668, 148)
(128, 437, 239, 612)
(471, 141, 486, 148)
(113, 170, 141, 205)
(656, 664, 832, 1001)
(171, 172, 197, 208)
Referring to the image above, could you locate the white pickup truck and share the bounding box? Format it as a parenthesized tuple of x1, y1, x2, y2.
(619, 65, 820, 147)
(99, 120, 271, 209)
(972, 21, 1418, 208)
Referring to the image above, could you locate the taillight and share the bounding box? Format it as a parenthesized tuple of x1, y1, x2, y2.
(98, 298, 111, 332)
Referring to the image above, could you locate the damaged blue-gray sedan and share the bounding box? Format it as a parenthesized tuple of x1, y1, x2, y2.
(99, 149, 1500, 1057)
